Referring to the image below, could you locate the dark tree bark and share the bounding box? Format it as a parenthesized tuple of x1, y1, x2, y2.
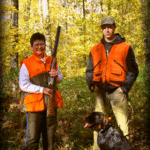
(83, 0, 85, 20)
(100, 0, 103, 16)
(0, 7, 3, 97)
(83, 0, 86, 43)
(143, 0, 150, 143)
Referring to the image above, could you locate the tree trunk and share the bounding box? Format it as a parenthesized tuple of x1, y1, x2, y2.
(27, 0, 31, 21)
(10, 0, 18, 94)
(143, 0, 150, 142)
(100, 0, 103, 15)
(83, 0, 86, 44)
(11, 0, 18, 69)
(83, 0, 85, 20)
(42, 0, 52, 55)
(107, 0, 111, 15)
(0, 17, 3, 97)
(39, 0, 43, 28)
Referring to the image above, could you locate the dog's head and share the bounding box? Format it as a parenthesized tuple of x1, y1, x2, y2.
(83, 112, 111, 130)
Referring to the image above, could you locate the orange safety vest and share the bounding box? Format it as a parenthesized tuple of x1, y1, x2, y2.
(91, 42, 130, 87)
(19, 53, 63, 112)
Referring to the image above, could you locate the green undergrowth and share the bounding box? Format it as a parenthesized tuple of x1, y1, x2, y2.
(1, 66, 150, 149)
(55, 76, 96, 149)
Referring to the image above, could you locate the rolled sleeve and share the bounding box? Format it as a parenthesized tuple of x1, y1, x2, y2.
(57, 66, 63, 82)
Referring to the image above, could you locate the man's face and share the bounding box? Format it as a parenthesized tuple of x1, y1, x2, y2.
(101, 24, 116, 42)
(31, 40, 46, 58)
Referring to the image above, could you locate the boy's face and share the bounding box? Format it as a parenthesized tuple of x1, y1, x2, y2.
(31, 40, 46, 58)
(101, 24, 116, 42)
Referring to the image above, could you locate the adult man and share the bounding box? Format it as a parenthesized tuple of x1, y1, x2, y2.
(19, 32, 63, 150)
(86, 16, 139, 150)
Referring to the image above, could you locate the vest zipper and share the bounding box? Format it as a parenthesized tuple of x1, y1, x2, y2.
(113, 60, 127, 74)
(105, 52, 108, 82)
(43, 60, 47, 72)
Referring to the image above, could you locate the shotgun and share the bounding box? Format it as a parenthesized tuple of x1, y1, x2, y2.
(47, 26, 61, 117)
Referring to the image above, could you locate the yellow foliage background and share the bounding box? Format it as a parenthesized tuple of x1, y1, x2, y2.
(0, 0, 145, 91)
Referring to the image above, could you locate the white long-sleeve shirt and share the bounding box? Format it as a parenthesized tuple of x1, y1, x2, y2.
(19, 63, 63, 93)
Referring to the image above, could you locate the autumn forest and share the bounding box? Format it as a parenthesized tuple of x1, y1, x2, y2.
(0, 0, 150, 149)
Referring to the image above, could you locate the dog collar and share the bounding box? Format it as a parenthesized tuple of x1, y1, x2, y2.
(100, 122, 111, 133)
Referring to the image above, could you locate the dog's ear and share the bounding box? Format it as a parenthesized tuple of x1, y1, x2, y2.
(83, 115, 95, 123)
(83, 113, 97, 128)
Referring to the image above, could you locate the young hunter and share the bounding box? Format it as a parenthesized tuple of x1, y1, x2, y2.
(19, 32, 63, 150)
(86, 16, 139, 150)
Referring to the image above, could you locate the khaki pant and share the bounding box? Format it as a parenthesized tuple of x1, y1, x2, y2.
(93, 88, 129, 150)
(25, 110, 57, 150)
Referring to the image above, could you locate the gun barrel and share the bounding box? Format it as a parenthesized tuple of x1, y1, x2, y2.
(52, 26, 61, 58)
(47, 26, 61, 117)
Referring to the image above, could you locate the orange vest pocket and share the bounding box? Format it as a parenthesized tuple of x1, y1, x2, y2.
(24, 93, 45, 112)
(25, 100, 45, 112)
(93, 71, 102, 82)
(24, 93, 43, 104)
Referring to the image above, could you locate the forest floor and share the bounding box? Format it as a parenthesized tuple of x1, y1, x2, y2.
(0, 77, 150, 150)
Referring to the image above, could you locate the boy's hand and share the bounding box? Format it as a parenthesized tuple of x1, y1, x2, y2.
(118, 87, 123, 92)
(91, 85, 99, 92)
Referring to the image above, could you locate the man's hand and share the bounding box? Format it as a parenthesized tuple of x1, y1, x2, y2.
(43, 88, 53, 96)
(118, 87, 123, 92)
(91, 85, 99, 92)
(49, 69, 58, 77)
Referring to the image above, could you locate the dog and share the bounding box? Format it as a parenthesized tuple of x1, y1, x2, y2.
(83, 112, 133, 150)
